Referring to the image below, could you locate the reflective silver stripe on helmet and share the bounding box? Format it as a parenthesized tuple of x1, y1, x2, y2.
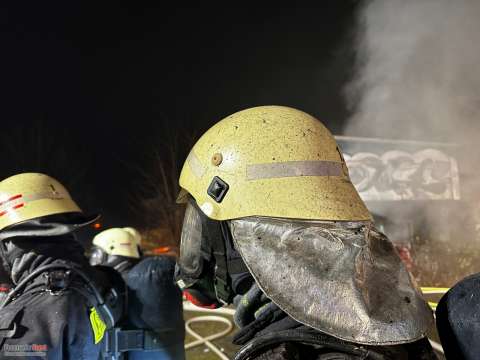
(246, 160, 343, 180)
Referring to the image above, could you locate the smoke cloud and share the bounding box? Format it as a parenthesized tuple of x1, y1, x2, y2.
(344, 0, 480, 286)
(345, 0, 480, 142)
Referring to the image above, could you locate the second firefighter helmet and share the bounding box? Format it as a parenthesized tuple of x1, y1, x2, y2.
(178, 105, 370, 221)
(92, 227, 141, 259)
(0, 173, 97, 234)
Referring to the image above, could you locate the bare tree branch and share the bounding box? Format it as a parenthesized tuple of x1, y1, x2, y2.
(127, 123, 197, 253)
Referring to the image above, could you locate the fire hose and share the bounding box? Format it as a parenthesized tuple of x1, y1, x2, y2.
(183, 301, 235, 360)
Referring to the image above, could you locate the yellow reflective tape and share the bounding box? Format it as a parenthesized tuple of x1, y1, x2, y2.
(421, 287, 450, 294)
(89, 307, 107, 344)
(428, 302, 438, 311)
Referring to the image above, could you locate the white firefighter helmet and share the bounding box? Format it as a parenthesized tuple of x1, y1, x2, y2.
(92, 227, 141, 259)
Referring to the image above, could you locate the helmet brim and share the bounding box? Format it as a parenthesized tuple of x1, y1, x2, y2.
(0, 212, 101, 241)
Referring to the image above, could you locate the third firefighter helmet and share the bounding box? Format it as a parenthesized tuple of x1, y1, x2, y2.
(178, 105, 371, 221)
(92, 227, 141, 259)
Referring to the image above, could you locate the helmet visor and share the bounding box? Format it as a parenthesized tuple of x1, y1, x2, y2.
(176, 200, 204, 286)
(89, 246, 107, 266)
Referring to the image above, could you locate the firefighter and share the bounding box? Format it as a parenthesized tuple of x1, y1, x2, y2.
(0, 173, 123, 359)
(175, 106, 437, 359)
(90, 227, 185, 360)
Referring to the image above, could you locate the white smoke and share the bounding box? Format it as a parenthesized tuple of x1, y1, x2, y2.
(344, 0, 480, 286)
(345, 0, 480, 142)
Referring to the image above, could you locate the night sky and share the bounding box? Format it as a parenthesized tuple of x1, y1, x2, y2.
(0, 3, 359, 228)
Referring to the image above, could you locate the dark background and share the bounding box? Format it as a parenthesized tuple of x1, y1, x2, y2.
(0, 2, 359, 230)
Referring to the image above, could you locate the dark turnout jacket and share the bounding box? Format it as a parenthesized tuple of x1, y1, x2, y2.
(0, 254, 121, 360)
(436, 272, 480, 360)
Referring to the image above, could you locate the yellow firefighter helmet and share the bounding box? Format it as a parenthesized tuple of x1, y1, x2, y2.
(178, 105, 371, 221)
(92, 227, 141, 258)
(0, 173, 88, 232)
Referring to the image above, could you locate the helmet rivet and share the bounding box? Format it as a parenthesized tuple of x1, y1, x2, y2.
(211, 153, 223, 166)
